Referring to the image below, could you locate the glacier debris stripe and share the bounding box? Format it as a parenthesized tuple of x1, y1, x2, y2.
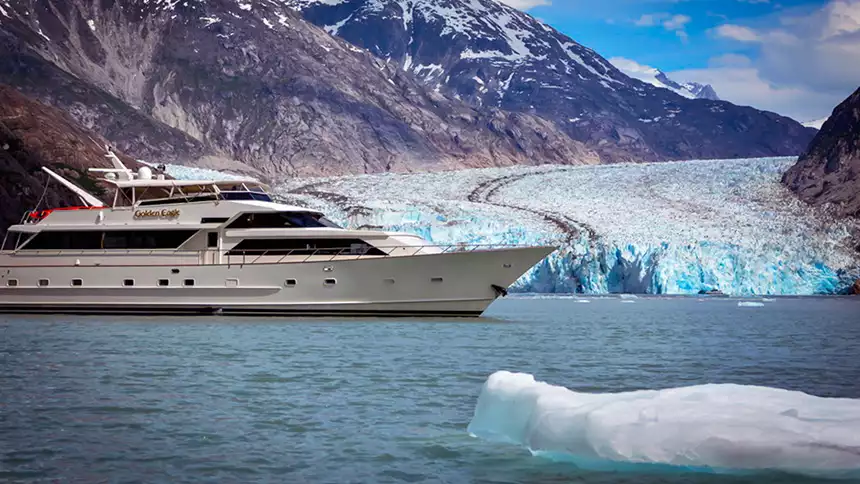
(468, 371, 860, 478)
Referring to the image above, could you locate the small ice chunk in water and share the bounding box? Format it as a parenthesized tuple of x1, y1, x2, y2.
(738, 301, 765, 307)
(468, 371, 860, 478)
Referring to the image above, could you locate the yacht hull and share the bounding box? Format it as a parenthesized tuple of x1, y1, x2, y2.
(0, 247, 554, 317)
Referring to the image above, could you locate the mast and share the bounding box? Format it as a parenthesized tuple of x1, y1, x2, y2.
(41, 167, 104, 207)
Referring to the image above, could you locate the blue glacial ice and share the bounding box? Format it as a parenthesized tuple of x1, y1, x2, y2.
(467, 371, 860, 478)
(167, 157, 860, 295)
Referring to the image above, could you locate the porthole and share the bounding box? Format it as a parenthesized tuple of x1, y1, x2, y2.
(158, 279, 169, 287)
(183, 279, 195, 287)
(38, 279, 49, 287)
(123, 279, 135, 287)
(324, 278, 337, 286)
(285, 279, 297, 287)
(171, 268, 180, 274)
(71, 279, 83, 287)
(7, 279, 18, 287)
(431, 277, 443, 283)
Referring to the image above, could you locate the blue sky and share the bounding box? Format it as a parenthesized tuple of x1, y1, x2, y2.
(504, 0, 860, 122)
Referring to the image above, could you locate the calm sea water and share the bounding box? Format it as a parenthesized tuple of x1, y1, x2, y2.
(2, 296, 859, 484)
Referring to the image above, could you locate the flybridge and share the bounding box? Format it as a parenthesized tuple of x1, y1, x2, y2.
(37, 148, 273, 210)
(20, 147, 322, 230)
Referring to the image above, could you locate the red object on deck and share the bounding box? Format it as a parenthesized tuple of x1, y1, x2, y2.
(28, 205, 106, 221)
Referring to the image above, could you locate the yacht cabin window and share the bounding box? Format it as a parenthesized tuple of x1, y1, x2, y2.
(1, 232, 24, 251)
(227, 212, 342, 229)
(20, 230, 197, 251)
(226, 238, 386, 256)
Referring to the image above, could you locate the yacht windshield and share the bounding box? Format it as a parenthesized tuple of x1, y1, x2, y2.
(220, 191, 273, 202)
(227, 212, 342, 229)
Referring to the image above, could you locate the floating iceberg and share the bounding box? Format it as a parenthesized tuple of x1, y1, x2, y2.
(737, 301, 765, 307)
(468, 371, 860, 478)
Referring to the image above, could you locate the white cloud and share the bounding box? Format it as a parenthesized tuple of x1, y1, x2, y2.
(714, 24, 761, 41)
(671, 56, 847, 122)
(635, 13, 668, 27)
(609, 57, 660, 76)
(681, 0, 860, 121)
(496, 0, 551, 10)
(634, 12, 691, 42)
(663, 14, 691, 30)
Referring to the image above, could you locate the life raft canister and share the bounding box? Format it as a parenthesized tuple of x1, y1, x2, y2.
(28, 210, 50, 220)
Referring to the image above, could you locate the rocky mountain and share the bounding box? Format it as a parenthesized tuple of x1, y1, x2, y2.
(0, 0, 598, 179)
(611, 57, 720, 101)
(286, 0, 813, 161)
(656, 75, 720, 102)
(783, 87, 860, 218)
(683, 82, 720, 102)
(0, 84, 138, 238)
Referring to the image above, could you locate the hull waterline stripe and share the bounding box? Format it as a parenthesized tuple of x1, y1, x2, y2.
(0, 304, 485, 318)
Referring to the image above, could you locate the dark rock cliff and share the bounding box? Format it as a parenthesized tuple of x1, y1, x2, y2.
(783, 87, 860, 217)
(0, 84, 136, 239)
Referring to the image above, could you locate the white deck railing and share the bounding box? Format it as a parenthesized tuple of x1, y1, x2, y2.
(0, 244, 534, 267)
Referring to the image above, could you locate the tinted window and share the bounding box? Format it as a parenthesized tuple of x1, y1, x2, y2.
(24, 231, 102, 250)
(102, 231, 197, 250)
(226, 238, 386, 256)
(220, 192, 273, 202)
(2, 234, 18, 251)
(22, 230, 196, 250)
(227, 212, 341, 229)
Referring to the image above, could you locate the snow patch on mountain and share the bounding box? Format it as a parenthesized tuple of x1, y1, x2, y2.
(609, 57, 719, 101)
(802, 117, 829, 130)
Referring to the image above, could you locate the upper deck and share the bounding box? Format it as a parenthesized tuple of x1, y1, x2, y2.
(106, 177, 274, 208)
(10, 148, 329, 230)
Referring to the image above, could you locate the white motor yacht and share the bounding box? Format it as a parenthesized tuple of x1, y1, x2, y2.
(0, 152, 555, 317)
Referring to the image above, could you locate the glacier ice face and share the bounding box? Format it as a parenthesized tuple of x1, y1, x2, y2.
(167, 157, 860, 295)
(468, 371, 860, 478)
(162, 164, 252, 181)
